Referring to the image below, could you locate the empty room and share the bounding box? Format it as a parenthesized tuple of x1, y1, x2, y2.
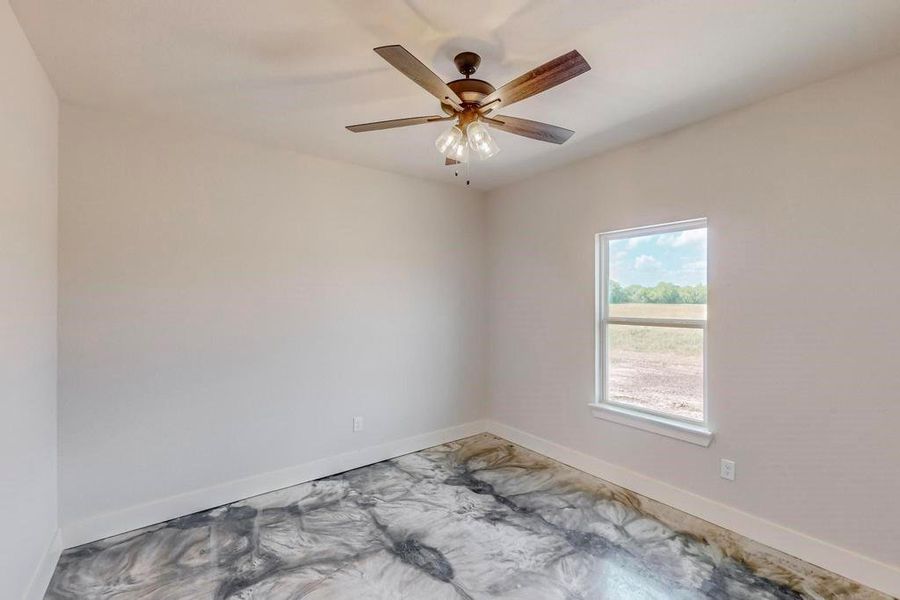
(4, 1, 900, 598)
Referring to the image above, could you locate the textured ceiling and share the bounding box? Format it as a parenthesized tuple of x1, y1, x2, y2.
(13, 0, 900, 189)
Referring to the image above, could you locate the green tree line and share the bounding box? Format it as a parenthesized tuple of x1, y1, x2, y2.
(610, 280, 706, 304)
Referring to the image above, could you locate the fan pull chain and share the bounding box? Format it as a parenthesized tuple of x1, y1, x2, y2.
(466, 159, 470, 186)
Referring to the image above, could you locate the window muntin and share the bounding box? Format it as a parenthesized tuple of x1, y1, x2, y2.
(597, 220, 707, 425)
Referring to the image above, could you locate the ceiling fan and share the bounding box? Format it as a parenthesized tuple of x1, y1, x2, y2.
(346, 46, 591, 170)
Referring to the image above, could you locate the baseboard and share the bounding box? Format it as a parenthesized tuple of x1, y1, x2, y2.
(58, 418, 900, 597)
(24, 528, 62, 600)
(62, 419, 488, 549)
(485, 420, 900, 598)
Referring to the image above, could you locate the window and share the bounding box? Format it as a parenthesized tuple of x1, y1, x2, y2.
(592, 219, 711, 446)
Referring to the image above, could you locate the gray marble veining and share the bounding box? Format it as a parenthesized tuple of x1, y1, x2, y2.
(46, 434, 892, 599)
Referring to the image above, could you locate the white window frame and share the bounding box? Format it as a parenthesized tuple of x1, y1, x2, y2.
(590, 218, 713, 447)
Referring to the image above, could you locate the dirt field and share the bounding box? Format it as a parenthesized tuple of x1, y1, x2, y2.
(606, 303, 704, 421)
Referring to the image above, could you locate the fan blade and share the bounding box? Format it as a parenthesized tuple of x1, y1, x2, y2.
(445, 157, 460, 166)
(374, 45, 463, 109)
(346, 115, 449, 133)
(484, 115, 574, 144)
(479, 50, 590, 110)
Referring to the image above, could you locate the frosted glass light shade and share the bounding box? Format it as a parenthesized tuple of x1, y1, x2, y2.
(466, 121, 500, 160)
(447, 137, 469, 163)
(435, 125, 463, 155)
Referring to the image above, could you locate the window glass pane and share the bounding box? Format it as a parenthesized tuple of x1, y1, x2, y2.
(608, 227, 707, 320)
(607, 324, 703, 422)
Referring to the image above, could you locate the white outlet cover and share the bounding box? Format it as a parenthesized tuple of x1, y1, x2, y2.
(353, 416, 363, 432)
(720, 459, 735, 481)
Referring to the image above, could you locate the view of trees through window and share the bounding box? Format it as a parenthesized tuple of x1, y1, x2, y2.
(603, 225, 707, 422)
(609, 280, 707, 305)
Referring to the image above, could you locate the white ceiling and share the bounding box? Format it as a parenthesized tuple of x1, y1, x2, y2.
(13, 0, 900, 190)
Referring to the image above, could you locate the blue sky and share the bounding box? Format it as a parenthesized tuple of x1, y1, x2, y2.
(609, 227, 707, 287)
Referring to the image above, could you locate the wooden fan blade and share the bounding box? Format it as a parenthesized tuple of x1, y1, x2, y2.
(346, 115, 449, 133)
(374, 45, 463, 108)
(479, 50, 590, 110)
(484, 115, 574, 144)
(445, 157, 460, 166)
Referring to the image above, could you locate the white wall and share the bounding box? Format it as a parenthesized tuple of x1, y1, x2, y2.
(487, 55, 900, 568)
(49, 36, 900, 591)
(59, 105, 486, 540)
(0, 2, 60, 598)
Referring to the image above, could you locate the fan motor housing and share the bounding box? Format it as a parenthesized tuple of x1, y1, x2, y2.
(441, 78, 496, 114)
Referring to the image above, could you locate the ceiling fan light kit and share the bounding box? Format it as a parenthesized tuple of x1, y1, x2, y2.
(466, 121, 500, 160)
(447, 132, 470, 163)
(434, 125, 463, 155)
(434, 120, 498, 163)
(347, 45, 590, 180)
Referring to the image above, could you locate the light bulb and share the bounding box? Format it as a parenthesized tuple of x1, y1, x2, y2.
(466, 121, 500, 160)
(435, 125, 463, 156)
(448, 137, 469, 163)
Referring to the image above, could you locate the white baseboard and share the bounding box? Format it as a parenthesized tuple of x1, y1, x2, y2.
(58, 419, 899, 597)
(25, 528, 62, 600)
(485, 420, 900, 599)
(62, 419, 488, 549)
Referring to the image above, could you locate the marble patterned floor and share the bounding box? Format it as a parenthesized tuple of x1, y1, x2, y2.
(46, 434, 892, 599)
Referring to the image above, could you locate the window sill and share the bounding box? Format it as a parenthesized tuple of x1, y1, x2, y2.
(588, 402, 714, 447)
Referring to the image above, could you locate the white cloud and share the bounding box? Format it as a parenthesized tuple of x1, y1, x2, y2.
(657, 228, 706, 248)
(627, 236, 647, 248)
(655, 234, 675, 247)
(681, 260, 706, 273)
(634, 254, 662, 271)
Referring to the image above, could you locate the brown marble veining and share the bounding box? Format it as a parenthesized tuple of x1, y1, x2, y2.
(46, 434, 893, 599)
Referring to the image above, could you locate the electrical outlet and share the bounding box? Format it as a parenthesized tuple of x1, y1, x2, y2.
(352, 416, 364, 432)
(720, 459, 735, 481)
